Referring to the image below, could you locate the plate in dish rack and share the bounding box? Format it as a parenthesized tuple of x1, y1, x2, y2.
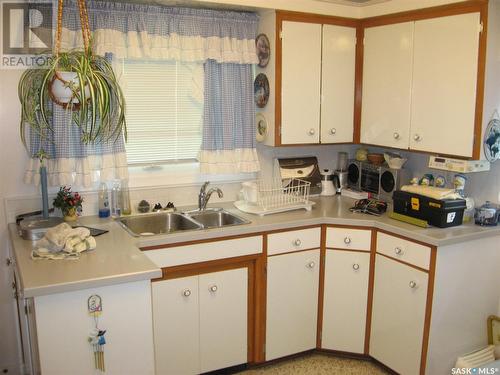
(234, 200, 315, 216)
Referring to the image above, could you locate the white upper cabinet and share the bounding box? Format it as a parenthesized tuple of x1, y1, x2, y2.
(321, 24, 356, 144)
(281, 21, 322, 144)
(410, 13, 480, 157)
(361, 13, 482, 157)
(361, 22, 414, 149)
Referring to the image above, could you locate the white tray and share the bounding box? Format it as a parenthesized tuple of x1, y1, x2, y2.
(234, 200, 315, 216)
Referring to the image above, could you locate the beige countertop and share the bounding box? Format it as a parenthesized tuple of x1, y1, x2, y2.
(10, 195, 499, 298)
(8, 218, 162, 298)
(137, 196, 497, 248)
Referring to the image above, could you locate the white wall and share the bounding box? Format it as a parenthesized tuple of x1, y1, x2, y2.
(0, 68, 30, 375)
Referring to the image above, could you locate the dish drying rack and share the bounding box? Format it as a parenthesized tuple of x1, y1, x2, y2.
(234, 178, 314, 216)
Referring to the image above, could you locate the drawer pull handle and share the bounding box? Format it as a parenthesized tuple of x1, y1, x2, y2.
(209, 285, 218, 293)
(393, 132, 400, 140)
(182, 289, 192, 297)
(409, 281, 417, 289)
(413, 134, 422, 142)
(293, 239, 302, 247)
(394, 247, 403, 255)
(308, 128, 316, 136)
(330, 128, 337, 135)
(352, 263, 360, 271)
(344, 237, 351, 244)
(306, 261, 315, 269)
(6, 258, 12, 266)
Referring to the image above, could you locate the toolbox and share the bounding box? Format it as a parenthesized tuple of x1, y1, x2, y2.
(392, 190, 466, 228)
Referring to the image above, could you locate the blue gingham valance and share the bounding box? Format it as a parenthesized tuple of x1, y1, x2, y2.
(60, 0, 259, 64)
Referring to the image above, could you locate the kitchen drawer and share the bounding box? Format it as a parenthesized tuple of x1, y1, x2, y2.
(268, 227, 321, 256)
(326, 227, 371, 251)
(144, 236, 262, 267)
(376, 232, 431, 270)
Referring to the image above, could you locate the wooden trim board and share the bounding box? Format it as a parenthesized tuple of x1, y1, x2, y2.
(272, 1, 488, 159)
(147, 222, 439, 373)
(274, 11, 359, 146)
(364, 228, 377, 355)
(316, 225, 327, 348)
(419, 246, 437, 375)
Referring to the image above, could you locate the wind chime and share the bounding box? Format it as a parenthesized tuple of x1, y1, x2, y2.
(88, 295, 107, 372)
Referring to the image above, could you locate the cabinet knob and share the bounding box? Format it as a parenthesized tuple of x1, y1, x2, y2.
(329, 128, 336, 135)
(393, 132, 400, 140)
(182, 289, 191, 297)
(209, 285, 218, 293)
(293, 239, 302, 247)
(344, 236, 351, 244)
(352, 263, 360, 271)
(394, 247, 403, 255)
(308, 128, 316, 136)
(6, 258, 12, 266)
(306, 261, 315, 269)
(413, 134, 422, 142)
(409, 281, 417, 289)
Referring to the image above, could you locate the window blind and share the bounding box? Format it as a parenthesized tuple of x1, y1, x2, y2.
(122, 60, 203, 165)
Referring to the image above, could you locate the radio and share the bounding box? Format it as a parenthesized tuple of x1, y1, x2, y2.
(347, 160, 407, 201)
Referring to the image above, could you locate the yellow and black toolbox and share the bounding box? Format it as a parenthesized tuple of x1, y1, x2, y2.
(392, 190, 466, 228)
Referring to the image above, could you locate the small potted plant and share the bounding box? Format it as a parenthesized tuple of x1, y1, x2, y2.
(53, 186, 83, 222)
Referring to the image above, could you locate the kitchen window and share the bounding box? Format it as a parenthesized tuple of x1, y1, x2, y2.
(121, 59, 203, 165)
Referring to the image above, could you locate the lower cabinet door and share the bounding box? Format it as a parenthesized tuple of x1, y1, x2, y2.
(266, 249, 320, 360)
(322, 250, 370, 353)
(152, 276, 200, 375)
(199, 268, 248, 373)
(370, 255, 428, 375)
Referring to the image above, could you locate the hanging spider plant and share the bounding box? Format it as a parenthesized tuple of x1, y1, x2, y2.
(18, 0, 126, 148)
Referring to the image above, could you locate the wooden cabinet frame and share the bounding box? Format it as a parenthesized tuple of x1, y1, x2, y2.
(144, 224, 437, 374)
(274, 0, 488, 159)
(274, 11, 360, 146)
(359, 0, 488, 159)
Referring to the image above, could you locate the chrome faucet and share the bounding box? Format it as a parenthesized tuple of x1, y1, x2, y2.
(198, 181, 223, 211)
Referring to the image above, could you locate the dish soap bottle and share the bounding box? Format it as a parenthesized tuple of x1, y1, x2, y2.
(98, 183, 110, 218)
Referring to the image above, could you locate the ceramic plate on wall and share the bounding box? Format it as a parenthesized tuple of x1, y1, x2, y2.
(254, 73, 269, 108)
(484, 118, 500, 162)
(256, 34, 270, 68)
(256, 113, 268, 142)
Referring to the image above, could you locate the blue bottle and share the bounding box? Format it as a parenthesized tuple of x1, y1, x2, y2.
(98, 183, 110, 218)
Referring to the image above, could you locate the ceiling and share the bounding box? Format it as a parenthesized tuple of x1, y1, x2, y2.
(118, 0, 392, 10)
(314, 0, 391, 6)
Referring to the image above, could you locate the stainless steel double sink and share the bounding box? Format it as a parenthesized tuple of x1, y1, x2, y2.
(118, 208, 250, 237)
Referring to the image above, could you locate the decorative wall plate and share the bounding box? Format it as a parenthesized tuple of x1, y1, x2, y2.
(256, 113, 268, 142)
(256, 33, 270, 68)
(254, 73, 269, 108)
(484, 117, 500, 162)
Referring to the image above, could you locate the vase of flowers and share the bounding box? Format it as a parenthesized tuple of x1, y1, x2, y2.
(53, 186, 83, 222)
